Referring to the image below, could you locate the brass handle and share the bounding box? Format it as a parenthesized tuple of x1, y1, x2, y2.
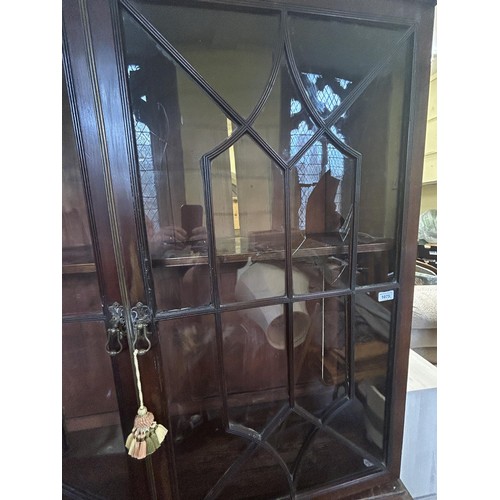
(130, 302, 152, 354)
(105, 302, 152, 355)
(105, 302, 126, 355)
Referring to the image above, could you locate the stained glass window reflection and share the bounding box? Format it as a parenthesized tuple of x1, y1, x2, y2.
(129, 64, 160, 231)
(290, 73, 351, 229)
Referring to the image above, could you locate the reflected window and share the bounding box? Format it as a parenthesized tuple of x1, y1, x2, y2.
(300, 73, 351, 117)
(129, 64, 161, 231)
(135, 119, 160, 231)
(290, 73, 351, 230)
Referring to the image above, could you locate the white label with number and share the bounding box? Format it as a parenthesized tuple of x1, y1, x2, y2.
(378, 290, 394, 302)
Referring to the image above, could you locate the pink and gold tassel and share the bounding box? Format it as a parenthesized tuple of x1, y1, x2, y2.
(125, 349, 168, 459)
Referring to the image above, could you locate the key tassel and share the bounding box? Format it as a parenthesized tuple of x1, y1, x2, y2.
(125, 349, 168, 459)
(125, 405, 168, 459)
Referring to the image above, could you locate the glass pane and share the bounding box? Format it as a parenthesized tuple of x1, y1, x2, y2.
(122, 10, 242, 310)
(173, 432, 249, 500)
(222, 306, 288, 433)
(62, 74, 101, 316)
(211, 134, 286, 304)
(118, 7, 412, 498)
(130, 1, 281, 118)
(294, 428, 372, 490)
(331, 42, 413, 286)
(159, 315, 220, 419)
(266, 411, 316, 472)
(218, 446, 291, 500)
(158, 315, 248, 500)
(291, 137, 355, 293)
(348, 290, 394, 459)
(324, 397, 385, 468)
(289, 13, 407, 121)
(294, 297, 348, 416)
(252, 58, 318, 162)
(62, 322, 132, 499)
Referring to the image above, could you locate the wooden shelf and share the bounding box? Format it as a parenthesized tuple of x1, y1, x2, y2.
(63, 238, 394, 275)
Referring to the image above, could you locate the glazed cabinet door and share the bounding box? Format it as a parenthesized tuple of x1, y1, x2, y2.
(63, 69, 137, 498)
(62, 56, 144, 500)
(62, 0, 434, 499)
(63, 1, 171, 497)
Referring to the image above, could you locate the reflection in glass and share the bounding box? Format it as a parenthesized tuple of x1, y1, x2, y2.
(212, 134, 285, 249)
(219, 445, 291, 500)
(222, 306, 288, 433)
(62, 74, 101, 316)
(331, 42, 412, 286)
(266, 411, 316, 471)
(294, 428, 370, 490)
(130, 1, 281, 118)
(288, 12, 407, 121)
(62, 323, 120, 427)
(211, 135, 286, 304)
(291, 138, 355, 293)
(62, 322, 132, 499)
(122, 10, 242, 310)
(252, 58, 318, 162)
(117, 5, 410, 497)
(294, 297, 348, 416)
(325, 290, 393, 460)
(293, 138, 354, 233)
(158, 315, 251, 500)
(159, 315, 220, 419)
(62, 274, 103, 316)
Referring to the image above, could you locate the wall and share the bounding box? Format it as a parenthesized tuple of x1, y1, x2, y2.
(420, 54, 437, 215)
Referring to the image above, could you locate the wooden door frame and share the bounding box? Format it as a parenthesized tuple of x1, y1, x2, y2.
(63, 1, 174, 498)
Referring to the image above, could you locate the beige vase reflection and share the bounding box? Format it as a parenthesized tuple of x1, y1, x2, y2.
(235, 262, 311, 350)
